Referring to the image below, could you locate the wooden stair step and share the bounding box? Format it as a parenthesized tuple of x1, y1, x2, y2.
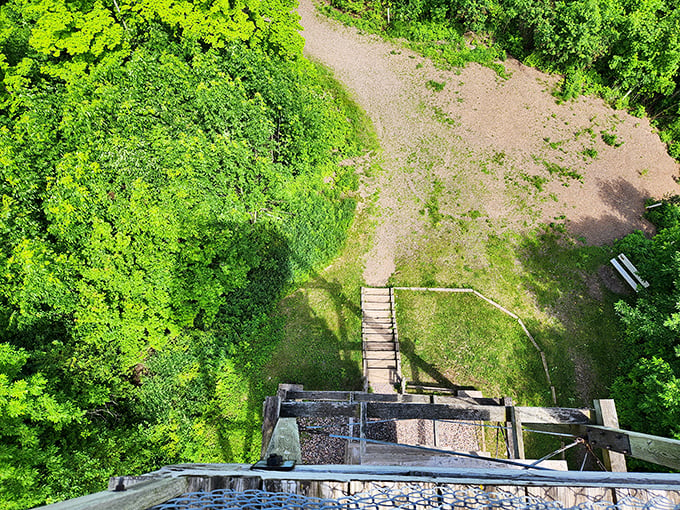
(362, 332, 394, 342)
(362, 287, 391, 296)
(367, 359, 397, 369)
(363, 310, 392, 319)
(361, 327, 394, 337)
(365, 351, 398, 360)
(364, 341, 397, 351)
(362, 295, 391, 303)
(362, 318, 393, 325)
(363, 303, 392, 311)
(365, 368, 398, 383)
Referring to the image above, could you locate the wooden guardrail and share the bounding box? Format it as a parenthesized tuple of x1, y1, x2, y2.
(267, 387, 680, 471)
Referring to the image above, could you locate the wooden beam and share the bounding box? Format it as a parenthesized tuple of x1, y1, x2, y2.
(354, 392, 430, 403)
(286, 391, 352, 401)
(366, 402, 507, 421)
(37, 477, 189, 510)
(515, 407, 594, 424)
(593, 399, 627, 472)
(586, 425, 680, 471)
(280, 401, 596, 424)
(153, 463, 680, 490)
(277, 383, 303, 399)
(280, 401, 361, 418)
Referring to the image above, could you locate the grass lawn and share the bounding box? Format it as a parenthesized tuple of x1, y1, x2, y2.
(395, 289, 551, 405)
(391, 226, 626, 408)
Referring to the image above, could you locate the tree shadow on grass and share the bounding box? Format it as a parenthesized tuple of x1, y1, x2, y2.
(399, 337, 470, 391)
(267, 273, 363, 391)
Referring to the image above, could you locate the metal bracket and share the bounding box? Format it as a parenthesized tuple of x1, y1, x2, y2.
(587, 428, 632, 455)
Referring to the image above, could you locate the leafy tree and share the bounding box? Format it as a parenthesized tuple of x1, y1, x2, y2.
(0, 0, 364, 506)
(610, 199, 680, 441)
(0, 343, 83, 509)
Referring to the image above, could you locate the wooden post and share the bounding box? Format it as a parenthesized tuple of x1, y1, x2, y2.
(593, 399, 627, 472)
(261, 396, 281, 459)
(360, 401, 367, 460)
(503, 397, 516, 459)
(509, 405, 526, 460)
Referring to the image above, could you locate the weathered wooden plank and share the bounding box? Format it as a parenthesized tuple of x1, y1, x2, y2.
(433, 395, 501, 407)
(279, 401, 600, 424)
(363, 331, 396, 347)
(261, 396, 281, 458)
(280, 401, 360, 418)
(515, 406, 594, 424)
(185, 475, 261, 493)
(502, 397, 516, 459)
(594, 399, 627, 472)
(151, 463, 680, 490)
(298, 480, 349, 499)
(354, 393, 431, 403)
(362, 318, 394, 325)
(363, 303, 391, 311)
(363, 310, 392, 318)
(366, 402, 507, 421)
(366, 368, 397, 384)
(37, 478, 189, 510)
(527, 485, 614, 507)
(362, 326, 393, 335)
(286, 391, 352, 401)
(277, 383, 303, 399)
(364, 293, 391, 300)
(262, 479, 299, 493)
(365, 350, 398, 360)
(362, 287, 391, 295)
(364, 341, 397, 351)
(586, 425, 680, 470)
(366, 359, 397, 369)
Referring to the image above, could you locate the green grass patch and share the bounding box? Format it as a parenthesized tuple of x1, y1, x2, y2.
(265, 62, 379, 392)
(601, 130, 623, 147)
(396, 290, 551, 405)
(534, 157, 583, 186)
(391, 227, 624, 408)
(426, 79, 446, 91)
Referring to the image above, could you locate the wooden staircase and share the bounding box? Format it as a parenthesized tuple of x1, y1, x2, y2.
(361, 287, 402, 393)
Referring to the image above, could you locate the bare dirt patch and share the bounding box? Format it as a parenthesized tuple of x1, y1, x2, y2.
(298, 0, 680, 286)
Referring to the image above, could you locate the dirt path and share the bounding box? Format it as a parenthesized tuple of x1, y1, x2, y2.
(298, 0, 680, 286)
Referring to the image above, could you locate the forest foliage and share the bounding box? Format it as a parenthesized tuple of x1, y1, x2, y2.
(0, 0, 366, 507)
(325, 0, 680, 159)
(612, 200, 680, 447)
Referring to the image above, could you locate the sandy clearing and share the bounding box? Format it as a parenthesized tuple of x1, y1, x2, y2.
(298, 0, 680, 285)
